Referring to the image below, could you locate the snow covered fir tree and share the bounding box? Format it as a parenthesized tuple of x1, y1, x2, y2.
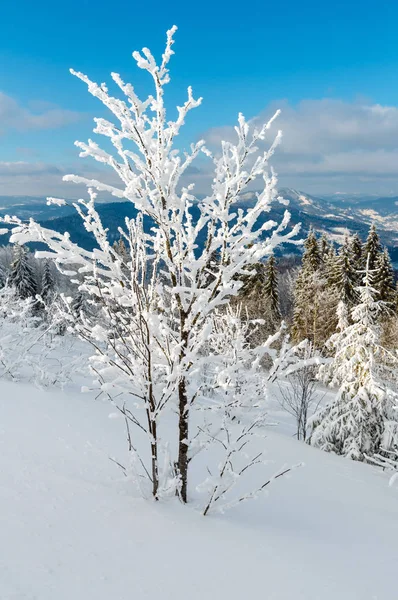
(310, 257, 398, 461)
(9, 244, 38, 301)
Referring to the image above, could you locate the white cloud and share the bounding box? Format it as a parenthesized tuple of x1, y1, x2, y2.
(202, 99, 398, 194)
(0, 92, 82, 134)
(4, 98, 398, 197)
(0, 160, 120, 198)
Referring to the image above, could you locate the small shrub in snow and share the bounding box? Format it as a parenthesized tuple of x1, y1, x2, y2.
(0, 286, 88, 387)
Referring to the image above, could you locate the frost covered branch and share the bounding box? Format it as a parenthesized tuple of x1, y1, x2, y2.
(2, 27, 300, 503)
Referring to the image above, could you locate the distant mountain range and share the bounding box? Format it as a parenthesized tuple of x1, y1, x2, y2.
(1, 190, 398, 262)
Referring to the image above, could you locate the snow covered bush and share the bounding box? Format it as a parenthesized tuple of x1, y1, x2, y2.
(3, 27, 301, 504)
(195, 307, 305, 514)
(0, 286, 87, 387)
(276, 342, 323, 441)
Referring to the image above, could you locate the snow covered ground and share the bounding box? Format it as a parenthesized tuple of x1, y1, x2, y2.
(1, 379, 397, 599)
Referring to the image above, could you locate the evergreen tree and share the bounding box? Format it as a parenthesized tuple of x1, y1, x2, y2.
(292, 229, 336, 348)
(319, 234, 331, 261)
(113, 237, 129, 262)
(263, 255, 281, 320)
(0, 263, 5, 289)
(350, 233, 363, 268)
(71, 289, 86, 319)
(236, 258, 280, 343)
(310, 259, 398, 461)
(364, 224, 382, 271)
(395, 280, 398, 313)
(9, 244, 38, 300)
(302, 228, 321, 273)
(374, 248, 395, 306)
(41, 260, 55, 304)
(238, 261, 266, 298)
(336, 236, 358, 308)
(325, 245, 340, 289)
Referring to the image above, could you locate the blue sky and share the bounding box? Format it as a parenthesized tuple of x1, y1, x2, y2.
(1, 0, 398, 196)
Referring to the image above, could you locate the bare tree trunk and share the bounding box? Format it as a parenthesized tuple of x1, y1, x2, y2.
(177, 376, 189, 503)
(148, 417, 159, 499)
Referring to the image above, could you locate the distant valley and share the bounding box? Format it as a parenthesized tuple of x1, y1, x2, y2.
(1, 190, 398, 262)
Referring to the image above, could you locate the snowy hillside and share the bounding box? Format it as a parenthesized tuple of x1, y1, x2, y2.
(1, 379, 397, 600)
(1, 23, 398, 600)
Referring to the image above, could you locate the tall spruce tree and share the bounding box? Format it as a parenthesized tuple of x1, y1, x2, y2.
(302, 228, 322, 273)
(41, 260, 55, 304)
(263, 255, 281, 321)
(310, 257, 398, 462)
(374, 248, 395, 306)
(0, 263, 5, 289)
(364, 224, 382, 271)
(71, 290, 86, 319)
(238, 261, 266, 298)
(9, 244, 38, 300)
(112, 237, 129, 262)
(350, 233, 363, 266)
(319, 234, 332, 261)
(325, 245, 340, 289)
(292, 229, 330, 347)
(336, 236, 358, 308)
(235, 258, 280, 343)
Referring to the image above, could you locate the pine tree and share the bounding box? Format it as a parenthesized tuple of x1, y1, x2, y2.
(41, 260, 55, 304)
(71, 289, 86, 319)
(238, 261, 266, 298)
(350, 233, 363, 268)
(336, 236, 358, 308)
(236, 257, 280, 343)
(113, 237, 129, 262)
(325, 245, 340, 289)
(395, 281, 398, 312)
(302, 228, 321, 273)
(319, 234, 331, 261)
(0, 263, 5, 289)
(9, 244, 38, 300)
(374, 248, 395, 306)
(263, 255, 281, 320)
(292, 230, 336, 347)
(364, 224, 382, 271)
(310, 258, 398, 461)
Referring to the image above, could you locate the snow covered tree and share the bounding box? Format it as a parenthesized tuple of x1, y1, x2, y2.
(3, 27, 300, 503)
(237, 255, 282, 342)
(350, 233, 363, 281)
(197, 307, 319, 514)
(112, 237, 130, 269)
(41, 260, 56, 304)
(238, 260, 266, 298)
(374, 248, 395, 306)
(310, 257, 398, 461)
(276, 341, 321, 441)
(292, 230, 337, 349)
(71, 289, 86, 319)
(264, 254, 281, 321)
(319, 233, 331, 260)
(364, 224, 382, 271)
(0, 285, 86, 385)
(336, 236, 358, 309)
(0, 261, 5, 288)
(9, 244, 38, 301)
(303, 228, 322, 272)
